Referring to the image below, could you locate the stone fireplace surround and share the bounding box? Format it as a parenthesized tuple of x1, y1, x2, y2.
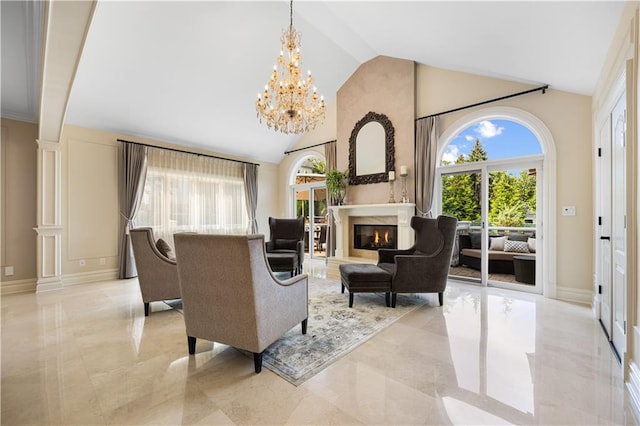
(327, 203, 416, 279)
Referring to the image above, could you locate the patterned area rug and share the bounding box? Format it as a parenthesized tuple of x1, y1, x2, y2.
(166, 277, 428, 386)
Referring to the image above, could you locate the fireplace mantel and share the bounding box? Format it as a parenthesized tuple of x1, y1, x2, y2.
(328, 203, 415, 259)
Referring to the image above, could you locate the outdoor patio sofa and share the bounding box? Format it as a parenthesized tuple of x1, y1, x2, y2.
(458, 232, 536, 274)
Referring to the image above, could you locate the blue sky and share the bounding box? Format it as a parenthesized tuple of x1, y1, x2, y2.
(442, 120, 542, 163)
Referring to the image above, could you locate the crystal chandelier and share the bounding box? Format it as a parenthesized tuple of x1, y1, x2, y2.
(256, 0, 325, 134)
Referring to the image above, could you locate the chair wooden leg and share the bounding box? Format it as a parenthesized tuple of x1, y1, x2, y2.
(254, 352, 263, 373)
(391, 293, 397, 308)
(188, 336, 196, 355)
(341, 283, 345, 293)
(438, 292, 444, 306)
(349, 292, 354, 308)
(144, 302, 150, 316)
(301, 319, 308, 335)
(385, 292, 390, 307)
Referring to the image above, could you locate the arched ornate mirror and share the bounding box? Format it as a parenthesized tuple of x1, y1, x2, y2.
(348, 111, 395, 185)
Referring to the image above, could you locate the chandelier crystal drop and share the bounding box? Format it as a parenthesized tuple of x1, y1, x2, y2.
(256, 0, 325, 134)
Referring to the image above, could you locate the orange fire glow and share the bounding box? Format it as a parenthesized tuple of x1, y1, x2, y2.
(373, 229, 390, 246)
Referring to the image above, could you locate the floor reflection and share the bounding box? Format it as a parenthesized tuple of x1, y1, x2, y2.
(0, 262, 635, 425)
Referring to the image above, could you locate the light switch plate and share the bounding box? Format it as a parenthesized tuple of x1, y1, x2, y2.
(562, 206, 576, 216)
(5, 266, 14, 276)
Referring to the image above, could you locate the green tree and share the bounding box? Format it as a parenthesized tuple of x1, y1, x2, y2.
(440, 139, 536, 228)
(468, 139, 487, 207)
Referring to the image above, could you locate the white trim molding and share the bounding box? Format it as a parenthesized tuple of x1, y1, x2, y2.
(555, 286, 593, 305)
(1, 278, 37, 295)
(35, 139, 62, 292)
(627, 361, 640, 421)
(63, 269, 118, 286)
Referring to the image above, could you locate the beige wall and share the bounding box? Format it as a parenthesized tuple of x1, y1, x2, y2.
(0, 119, 37, 285)
(60, 125, 280, 278)
(337, 56, 416, 205)
(417, 65, 593, 293)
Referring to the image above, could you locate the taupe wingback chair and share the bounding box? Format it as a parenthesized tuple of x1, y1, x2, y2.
(173, 233, 308, 373)
(377, 215, 458, 307)
(130, 228, 181, 316)
(265, 217, 305, 276)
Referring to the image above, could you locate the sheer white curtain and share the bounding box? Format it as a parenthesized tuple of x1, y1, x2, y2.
(135, 148, 248, 247)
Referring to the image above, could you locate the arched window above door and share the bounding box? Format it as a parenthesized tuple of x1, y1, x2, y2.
(294, 156, 326, 184)
(441, 119, 542, 166)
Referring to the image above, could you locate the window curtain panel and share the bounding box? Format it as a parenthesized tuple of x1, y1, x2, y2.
(243, 163, 258, 234)
(324, 141, 337, 256)
(118, 143, 148, 279)
(415, 116, 440, 217)
(135, 148, 247, 248)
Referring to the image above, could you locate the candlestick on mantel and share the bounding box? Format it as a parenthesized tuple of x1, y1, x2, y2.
(400, 165, 409, 203)
(388, 171, 395, 181)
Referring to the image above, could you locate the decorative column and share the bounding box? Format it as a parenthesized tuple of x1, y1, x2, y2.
(34, 140, 62, 291)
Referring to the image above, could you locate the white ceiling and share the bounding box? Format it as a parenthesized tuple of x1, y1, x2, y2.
(1, 1, 626, 164)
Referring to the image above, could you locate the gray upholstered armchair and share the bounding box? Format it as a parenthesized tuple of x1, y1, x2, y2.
(130, 227, 182, 316)
(173, 233, 308, 373)
(377, 215, 458, 307)
(265, 217, 305, 276)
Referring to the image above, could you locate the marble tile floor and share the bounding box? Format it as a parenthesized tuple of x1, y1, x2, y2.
(2, 259, 638, 425)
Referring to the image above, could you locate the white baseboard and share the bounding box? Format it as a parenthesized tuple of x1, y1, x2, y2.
(627, 362, 640, 421)
(555, 286, 593, 305)
(62, 269, 118, 286)
(1, 278, 37, 295)
(593, 293, 601, 318)
(2, 270, 120, 295)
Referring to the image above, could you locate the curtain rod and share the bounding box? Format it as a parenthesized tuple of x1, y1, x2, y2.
(284, 140, 336, 155)
(116, 139, 260, 166)
(417, 84, 549, 121)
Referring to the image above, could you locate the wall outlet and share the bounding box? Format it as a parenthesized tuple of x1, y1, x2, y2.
(562, 206, 576, 216)
(99, 258, 106, 265)
(79, 259, 86, 267)
(4, 266, 14, 276)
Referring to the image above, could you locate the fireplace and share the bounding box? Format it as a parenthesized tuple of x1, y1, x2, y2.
(353, 224, 398, 251)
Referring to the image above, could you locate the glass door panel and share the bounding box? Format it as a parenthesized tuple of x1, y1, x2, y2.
(312, 187, 328, 258)
(487, 167, 538, 288)
(294, 184, 327, 259)
(441, 170, 484, 284)
(295, 188, 311, 255)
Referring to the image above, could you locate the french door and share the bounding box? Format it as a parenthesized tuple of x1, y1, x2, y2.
(596, 74, 627, 361)
(611, 90, 627, 357)
(436, 157, 543, 293)
(293, 183, 328, 259)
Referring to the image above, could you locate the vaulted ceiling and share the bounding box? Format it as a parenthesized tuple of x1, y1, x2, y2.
(1, 1, 626, 163)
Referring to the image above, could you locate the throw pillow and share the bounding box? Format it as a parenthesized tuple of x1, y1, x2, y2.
(469, 232, 482, 249)
(528, 237, 537, 253)
(156, 238, 176, 260)
(504, 239, 530, 253)
(489, 236, 507, 251)
(507, 233, 529, 242)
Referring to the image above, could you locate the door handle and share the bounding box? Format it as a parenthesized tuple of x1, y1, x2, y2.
(600, 236, 611, 240)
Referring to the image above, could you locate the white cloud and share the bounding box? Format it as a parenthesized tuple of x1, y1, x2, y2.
(442, 145, 461, 163)
(474, 120, 504, 138)
(465, 135, 474, 141)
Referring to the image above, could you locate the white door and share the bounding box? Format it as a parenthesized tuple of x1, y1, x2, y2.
(598, 116, 612, 337)
(611, 92, 626, 357)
